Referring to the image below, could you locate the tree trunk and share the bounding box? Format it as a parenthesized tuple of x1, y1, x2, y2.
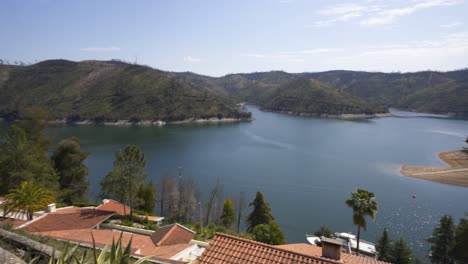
(356, 226, 361, 255)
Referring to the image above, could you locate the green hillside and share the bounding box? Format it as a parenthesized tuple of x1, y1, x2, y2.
(300, 70, 468, 116)
(176, 71, 386, 115)
(1, 59, 466, 120)
(260, 79, 386, 115)
(0, 60, 251, 122)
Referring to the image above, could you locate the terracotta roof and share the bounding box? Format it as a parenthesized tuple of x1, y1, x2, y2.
(33, 228, 189, 263)
(198, 233, 342, 264)
(0, 217, 27, 228)
(151, 223, 195, 246)
(21, 208, 114, 233)
(275, 244, 391, 264)
(97, 199, 131, 216)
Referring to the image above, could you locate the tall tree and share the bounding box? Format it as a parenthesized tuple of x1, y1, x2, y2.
(100, 145, 147, 219)
(376, 228, 392, 262)
(159, 176, 179, 220)
(136, 180, 156, 214)
(452, 214, 468, 263)
(389, 238, 413, 264)
(178, 176, 199, 223)
(0, 109, 58, 194)
(51, 137, 90, 205)
(251, 222, 286, 245)
(345, 188, 378, 255)
(205, 177, 223, 224)
(427, 215, 455, 264)
(220, 198, 236, 228)
(246, 192, 274, 232)
(0, 180, 54, 220)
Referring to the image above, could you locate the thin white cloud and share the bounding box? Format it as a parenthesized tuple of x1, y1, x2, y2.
(331, 32, 468, 71)
(80, 46, 121, 52)
(310, 0, 463, 28)
(183, 56, 201, 62)
(440, 21, 462, 28)
(361, 0, 462, 26)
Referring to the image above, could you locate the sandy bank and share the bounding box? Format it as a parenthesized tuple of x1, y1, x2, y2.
(400, 150, 468, 187)
(49, 117, 253, 127)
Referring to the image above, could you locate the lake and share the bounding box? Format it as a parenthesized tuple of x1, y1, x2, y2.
(3, 106, 468, 258)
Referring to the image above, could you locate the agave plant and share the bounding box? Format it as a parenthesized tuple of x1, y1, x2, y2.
(29, 233, 151, 264)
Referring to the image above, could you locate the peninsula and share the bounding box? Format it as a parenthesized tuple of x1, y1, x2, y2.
(400, 150, 468, 187)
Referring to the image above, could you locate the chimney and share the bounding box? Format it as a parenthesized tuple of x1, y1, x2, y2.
(102, 199, 110, 204)
(47, 203, 56, 213)
(321, 237, 343, 261)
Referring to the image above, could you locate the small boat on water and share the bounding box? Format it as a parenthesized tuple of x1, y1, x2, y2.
(305, 235, 321, 246)
(334, 232, 377, 256)
(305, 232, 377, 257)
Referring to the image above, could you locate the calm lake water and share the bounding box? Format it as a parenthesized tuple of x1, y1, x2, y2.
(3, 106, 468, 258)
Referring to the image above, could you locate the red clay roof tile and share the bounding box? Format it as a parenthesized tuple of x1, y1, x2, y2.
(21, 208, 114, 233)
(97, 199, 131, 216)
(150, 223, 195, 246)
(275, 243, 391, 264)
(33, 229, 189, 264)
(198, 233, 340, 264)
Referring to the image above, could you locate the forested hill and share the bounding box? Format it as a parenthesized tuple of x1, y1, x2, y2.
(176, 69, 468, 116)
(1, 59, 467, 120)
(0, 60, 251, 122)
(299, 70, 468, 116)
(173, 71, 386, 115)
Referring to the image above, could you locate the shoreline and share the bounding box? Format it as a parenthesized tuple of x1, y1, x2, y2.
(48, 117, 254, 127)
(260, 108, 392, 119)
(400, 150, 468, 187)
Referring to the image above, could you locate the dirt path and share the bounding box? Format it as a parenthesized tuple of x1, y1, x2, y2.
(400, 150, 468, 187)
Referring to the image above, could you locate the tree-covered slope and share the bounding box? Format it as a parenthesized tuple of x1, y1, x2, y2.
(0, 60, 250, 122)
(177, 71, 385, 114)
(300, 70, 468, 115)
(260, 79, 386, 115)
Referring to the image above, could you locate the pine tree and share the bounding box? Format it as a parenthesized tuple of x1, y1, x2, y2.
(452, 214, 468, 263)
(0, 109, 58, 194)
(427, 215, 455, 264)
(100, 145, 147, 219)
(220, 198, 236, 228)
(51, 137, 90, 205)
(136, 180, 156, 214)
(389, 238, 413, 264)
(376, 228, 392, 261)
(246, 192, 274, 232)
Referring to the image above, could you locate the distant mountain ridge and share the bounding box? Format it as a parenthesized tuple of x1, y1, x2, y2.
(1, 59, 467, 122)
(174, 68, 468, 116)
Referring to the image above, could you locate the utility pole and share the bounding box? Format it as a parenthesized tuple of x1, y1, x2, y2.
(199, 202, 203, 234)
(237, 191, 245, 233)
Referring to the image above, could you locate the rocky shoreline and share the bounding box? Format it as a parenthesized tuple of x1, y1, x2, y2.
(49, 117, 254, 126)
(261, 109, 392, 119)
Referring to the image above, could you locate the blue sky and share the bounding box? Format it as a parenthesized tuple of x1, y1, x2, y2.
(1, 0, 467, 76)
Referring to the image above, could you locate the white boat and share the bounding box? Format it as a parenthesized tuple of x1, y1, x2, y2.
(334, 232, 377, 256)
(305, 235, 321, 246)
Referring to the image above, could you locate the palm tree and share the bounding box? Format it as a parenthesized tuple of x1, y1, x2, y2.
(345, 188, 378, 255)
(1, 180, 54, 220)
